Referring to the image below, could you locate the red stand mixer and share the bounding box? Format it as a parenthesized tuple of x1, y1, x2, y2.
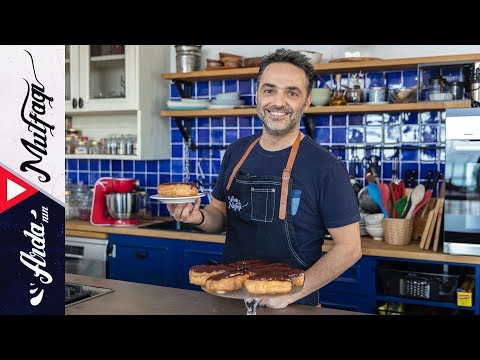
(91, 177, 139, 226)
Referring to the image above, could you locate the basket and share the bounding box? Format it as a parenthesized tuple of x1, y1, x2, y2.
(383, 218, 413, 245)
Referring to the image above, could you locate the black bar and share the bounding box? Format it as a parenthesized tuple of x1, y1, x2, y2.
(173, 81, 192, 99)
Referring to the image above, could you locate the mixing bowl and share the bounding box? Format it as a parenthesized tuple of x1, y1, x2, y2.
(106, 193, 139, 220)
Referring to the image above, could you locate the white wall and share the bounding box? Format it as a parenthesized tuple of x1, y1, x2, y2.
(169, 45, 480, 72)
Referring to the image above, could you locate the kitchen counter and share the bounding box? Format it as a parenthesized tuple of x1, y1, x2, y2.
(65, 273, 365, 315)
(66, 220, 480, 265)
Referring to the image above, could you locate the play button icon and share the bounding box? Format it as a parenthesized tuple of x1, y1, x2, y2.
(7, 178, 26, 201)
(0, 166, 38, 214)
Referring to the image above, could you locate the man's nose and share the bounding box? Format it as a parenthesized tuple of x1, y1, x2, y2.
(271, 91, 287, 106)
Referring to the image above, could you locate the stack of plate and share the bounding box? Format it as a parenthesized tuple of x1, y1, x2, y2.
(167, 98, 210, 110)
(209, 92, 245, 109)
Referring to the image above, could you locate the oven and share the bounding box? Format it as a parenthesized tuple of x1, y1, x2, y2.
(65, 236, 109, 278)
(443, 108, 480, 256)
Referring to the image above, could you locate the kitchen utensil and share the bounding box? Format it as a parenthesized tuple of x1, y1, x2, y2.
(389, 182, 402, 218)
(394, 196, 408, 219)
(391, 157, 400, 184)
(378, 182, 390, 216)
(367, 183, 389, 218)
(402, 184, 425, 220)
(420, 171, 441, 217)
(362, 155, 381, 180)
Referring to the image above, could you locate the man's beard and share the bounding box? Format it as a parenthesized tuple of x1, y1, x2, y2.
(257, 105, 304, 137)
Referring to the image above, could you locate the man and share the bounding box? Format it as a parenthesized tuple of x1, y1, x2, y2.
(167, 48, 362, 308)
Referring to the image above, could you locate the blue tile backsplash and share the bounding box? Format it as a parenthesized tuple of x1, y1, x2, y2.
(66, 67, 451, 217)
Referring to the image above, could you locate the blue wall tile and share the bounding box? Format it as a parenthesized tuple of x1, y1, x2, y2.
(123, 160, 133, 172)
(112, 160, 122, 172)
(79, 159, 89, 171)
(146, 160, 158, 173)
(134, 161, 146, 173)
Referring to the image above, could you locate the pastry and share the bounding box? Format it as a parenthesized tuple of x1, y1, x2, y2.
(189, 264, 235, 286)
(244, 274, 293, 295)
(157, 182, 199, 197)
(204, 269, 250, 293)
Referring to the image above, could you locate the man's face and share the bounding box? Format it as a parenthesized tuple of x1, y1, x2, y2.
(256, 63, 311, 137)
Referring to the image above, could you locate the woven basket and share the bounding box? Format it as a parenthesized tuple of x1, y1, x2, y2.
(383, 218, 414, 246)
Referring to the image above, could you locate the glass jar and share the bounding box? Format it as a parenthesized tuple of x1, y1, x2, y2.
(137, 191, 153, 220)
(78, 189, 93, 221)
(65, 190, 79, 220)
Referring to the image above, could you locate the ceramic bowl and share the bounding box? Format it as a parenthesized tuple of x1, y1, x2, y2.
(311, 88, 332, 106)
(366, 225, 384, 240)
(364, 213, 385, 226)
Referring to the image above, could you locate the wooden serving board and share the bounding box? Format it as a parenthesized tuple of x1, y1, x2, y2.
(411, 198, 437, 242)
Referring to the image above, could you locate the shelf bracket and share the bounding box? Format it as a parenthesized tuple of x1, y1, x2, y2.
(174, 117, 195, 150)
(303, 116, 316, 140)
(173, 80, 192, 99)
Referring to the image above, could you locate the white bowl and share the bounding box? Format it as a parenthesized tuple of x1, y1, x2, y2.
(299, 51, 323, 65)
(364, 213, 384, 226)
(366, 225, 384, 240)
(311, 88, 332, 106)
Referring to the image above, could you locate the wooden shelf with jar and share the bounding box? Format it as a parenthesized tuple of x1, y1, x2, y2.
(161, 100, 471, 118)
(161, 53, 480, 82)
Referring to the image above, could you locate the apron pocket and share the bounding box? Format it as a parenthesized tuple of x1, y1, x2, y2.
(250, 187, 276, 222)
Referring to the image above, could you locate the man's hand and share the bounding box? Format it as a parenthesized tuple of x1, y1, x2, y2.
(258, 294, 295, 309)
(166, 198, 202, 224)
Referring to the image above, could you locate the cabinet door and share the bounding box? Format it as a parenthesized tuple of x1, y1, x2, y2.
(319, 291, 377, 314)
(107, 235, 177, 287)
(78, 45, 137, 112)
(65, 45, 81, 113)
(178, 241, 224, 290)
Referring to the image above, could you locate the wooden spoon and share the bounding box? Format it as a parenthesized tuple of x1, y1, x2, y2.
(403, 184, 425, 220)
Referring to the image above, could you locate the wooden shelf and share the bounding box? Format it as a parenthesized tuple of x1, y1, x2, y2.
(161, 53, 480, 82)
(161, 100, 471, 118)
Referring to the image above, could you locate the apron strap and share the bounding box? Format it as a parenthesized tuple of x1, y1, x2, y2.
(226, 136, 261, 191)
(279, 132, 302, 220)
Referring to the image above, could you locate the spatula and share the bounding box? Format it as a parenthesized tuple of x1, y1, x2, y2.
(394, 196, 408, 219)
(367, 183, 389, 218)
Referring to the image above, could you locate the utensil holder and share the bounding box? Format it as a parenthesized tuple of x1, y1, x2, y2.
(383, 218, 413, 246)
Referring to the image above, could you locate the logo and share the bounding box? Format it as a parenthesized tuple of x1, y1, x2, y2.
(0, 166, 38, 214)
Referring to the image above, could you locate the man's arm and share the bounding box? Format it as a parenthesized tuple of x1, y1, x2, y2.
(260, 221, 362, 309)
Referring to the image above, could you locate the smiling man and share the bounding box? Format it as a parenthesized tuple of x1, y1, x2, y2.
(167, 48, 362, 308)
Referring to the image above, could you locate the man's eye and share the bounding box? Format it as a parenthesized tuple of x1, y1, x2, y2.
(263, 89, 273, 94)
(288, 91, 299, 97)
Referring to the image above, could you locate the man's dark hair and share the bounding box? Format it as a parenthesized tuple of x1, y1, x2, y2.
(257, 48, 316, 95)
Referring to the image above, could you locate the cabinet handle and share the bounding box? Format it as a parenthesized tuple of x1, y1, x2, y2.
(79, 97, 84, 109)
(135, 251, 147, 259)
(72, 98, 77, 109)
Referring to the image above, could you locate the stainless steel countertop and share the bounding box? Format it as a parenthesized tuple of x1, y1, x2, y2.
(65, 274, 367, 315)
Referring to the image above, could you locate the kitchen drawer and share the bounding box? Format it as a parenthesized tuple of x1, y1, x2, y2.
(320, 255, 376, 295)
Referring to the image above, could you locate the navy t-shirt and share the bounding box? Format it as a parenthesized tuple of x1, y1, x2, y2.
(212, 133, 360, 260)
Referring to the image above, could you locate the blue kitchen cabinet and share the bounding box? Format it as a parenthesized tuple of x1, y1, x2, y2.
(107, 234, 178, 287)
(178, 241, 224, 290)
(319, 255, 377, 313)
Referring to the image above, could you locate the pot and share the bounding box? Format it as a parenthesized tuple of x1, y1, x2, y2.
(357, 186, 381, 214)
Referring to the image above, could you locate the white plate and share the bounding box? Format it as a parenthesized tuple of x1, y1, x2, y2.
(150, 193, 206, 204)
